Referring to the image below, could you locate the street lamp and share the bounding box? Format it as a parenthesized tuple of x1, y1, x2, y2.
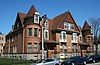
(41, 14, 47, 59)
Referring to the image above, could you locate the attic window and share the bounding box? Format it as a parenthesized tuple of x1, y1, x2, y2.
(34, 15, 39, 24)
(70, 24, 74, 30)
(64, 22, 74, 30)
(64, 22, 69, 29)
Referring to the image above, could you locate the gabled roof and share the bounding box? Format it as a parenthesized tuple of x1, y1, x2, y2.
(52, 11, 80, 32)
(82, 21, 91, 31)
(25, 5, 37, 17)
(83, 21, 90, 29)
(18, 12, 26, 25)
(52, 11, 68, 30)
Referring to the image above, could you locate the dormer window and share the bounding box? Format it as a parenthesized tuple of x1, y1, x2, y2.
(34, 12, 39, 24)
(34, 15, 39, 24)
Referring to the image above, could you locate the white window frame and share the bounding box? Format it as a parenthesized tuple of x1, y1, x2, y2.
(64, 22, 69, 29)
(34, 15, 39, 24)
(71, 33, 77, 43)
(44, 30, 49, 40)
(64, 22, 74, 31)
(60, 31, 67, 42)
(45, 20, 48, 29)
(70, 24, 74, 30)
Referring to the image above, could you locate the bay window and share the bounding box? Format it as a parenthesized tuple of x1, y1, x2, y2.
(34, 43, 38, 52)
(28, 28, 32, 36)
(28, 43, 32, 53)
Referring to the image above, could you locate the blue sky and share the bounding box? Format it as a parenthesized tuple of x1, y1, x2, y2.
(0, 0, 100, 34)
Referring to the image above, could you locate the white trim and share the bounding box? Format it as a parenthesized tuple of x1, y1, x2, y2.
(34, 15, 39, 24)
(45, 20, 48, 29)
(44, 30, 49, 40)
(35, 12, 39, 15)
(60, 31, 67, 42)
(64, 22, 75, 31)
(71, 33, 77, 43)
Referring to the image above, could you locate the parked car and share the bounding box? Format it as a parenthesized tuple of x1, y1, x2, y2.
(30, 58, 60, 65)
(86, 54, 100, 63)
(61, 56, 86, 65)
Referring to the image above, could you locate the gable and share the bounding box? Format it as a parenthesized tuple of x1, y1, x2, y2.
(13, 14, 22, 30)
(58, 12, 79, 32)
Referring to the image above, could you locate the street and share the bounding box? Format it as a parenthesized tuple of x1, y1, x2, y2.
(87, 62, 100, 65)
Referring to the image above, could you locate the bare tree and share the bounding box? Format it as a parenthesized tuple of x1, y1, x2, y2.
(89, 18, 100, 54)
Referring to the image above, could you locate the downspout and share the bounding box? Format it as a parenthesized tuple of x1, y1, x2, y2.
(9, 38, 10, 53)
(23, 25, 25, 53)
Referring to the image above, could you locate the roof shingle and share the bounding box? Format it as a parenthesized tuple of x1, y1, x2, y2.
(25, 5, 37, 17)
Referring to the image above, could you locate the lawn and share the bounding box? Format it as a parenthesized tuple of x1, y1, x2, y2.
(0, 58, 36, 65)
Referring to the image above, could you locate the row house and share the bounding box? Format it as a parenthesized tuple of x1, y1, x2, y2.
(3, 5, 94, 59)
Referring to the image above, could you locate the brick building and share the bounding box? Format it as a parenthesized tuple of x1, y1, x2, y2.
(3, 5, 94, 59)
(0, 33, 5, 53)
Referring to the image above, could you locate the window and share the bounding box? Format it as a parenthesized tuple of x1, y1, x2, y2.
(44, 30, 49, 40)
(60, 44, 67, 52)
(60, 31, 67, 42)
(87, 36, 90, 42)
(63, 33, 66, 39)
(0, 37, 1, 41)
(70, 24, 74, 30)
(45, 21, 48, 29)
(34, 43, 38, 52)
(60, 31, 66, 39)
(80, 36, 82, 42)
(60, 33, 62, 39)
(28, 28, 32, 36)
(72, 33, 77, 43)
(76, 45, 78, 52)
(34, 15, 39, 23)
(12, 38, 13, 42)
(34, 28, 38, 37)
(64, 22, 74, 30)
(64, 22, 69, 29)
(45, 31, 48, 39)
(2, 37, 3, 40)
(71, 35, 73, 40)
(74, 34, 77, 41)
(28, 43, 32, 53)
(72, 45, 74, 52)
